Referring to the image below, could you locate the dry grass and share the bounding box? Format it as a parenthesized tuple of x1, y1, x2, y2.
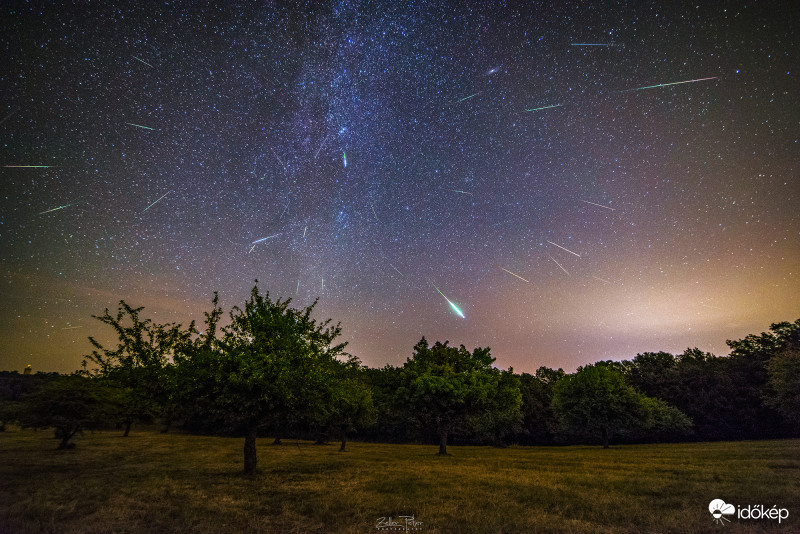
(1, 428, 797, 533)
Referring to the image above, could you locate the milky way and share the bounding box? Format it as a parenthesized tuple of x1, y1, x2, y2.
(1, 3, 797, 373)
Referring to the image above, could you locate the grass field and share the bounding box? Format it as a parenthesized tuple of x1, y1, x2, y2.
(0, 428, 797, 533)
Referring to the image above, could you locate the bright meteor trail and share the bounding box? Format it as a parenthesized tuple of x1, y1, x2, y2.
(618, 76, 718, 92)
(126, 122, 155, 130)
(429, 280, 465, 318)
(456, 93, 479, 103)
(142, 191, 170, 212)
(4, 165, 53, 168)
(132, 56, 153, 67)
(39, 203, 75, 215)
(547, 240, 581, 257)
(498, 265, 530, 283)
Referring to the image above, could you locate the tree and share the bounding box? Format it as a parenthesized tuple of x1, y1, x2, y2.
(765, 346, 800, 433)
(552, 364, 645, 448)
(397, 338, 521, 455)
(175, 286, 348, 474)
(19, 374, 117, 449)
(313, 357, 376, 451)
(516, 367, 564, 445)
(84, 302, 191, 436)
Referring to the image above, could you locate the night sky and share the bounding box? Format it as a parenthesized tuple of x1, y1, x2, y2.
(1, 2, 797, 374)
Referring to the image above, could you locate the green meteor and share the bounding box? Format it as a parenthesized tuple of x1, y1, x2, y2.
(430, 280, 466, 319)
(126, 122, 155, 130)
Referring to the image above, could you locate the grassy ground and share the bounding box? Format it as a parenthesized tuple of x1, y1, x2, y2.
(0, 428, 797, 533)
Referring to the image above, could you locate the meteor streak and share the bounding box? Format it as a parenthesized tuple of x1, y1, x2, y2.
(498, 265, 530, 283)
(126, 122, 154, 130)
(389, 264, 403, 276)
(593, 276, 611, 284)
(525, 104, 561, 112)
(570, 43, 621, 47)
(547, 254, 570, 276)
(251, 233, 280, 244)
(343, 151, 347, 168)
(456, 93, 479, 103)
(429, 280, 466, 318)
(439, 187, 473, 196)
(371, 204, 379, 221)
(39, 203, 75, 215)
(618, 76, 718, 93)
(580, 199, 616, 211)
(142, 191, 170, 212)
(547, 240, 581, 257)
(132, 56, 153, 68)
(4, 165, 53, 168)
(314, 133, 329, 159)
(302, 226, 307, 238)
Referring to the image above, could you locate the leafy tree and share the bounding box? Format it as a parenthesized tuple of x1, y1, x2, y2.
(552, 364, 645, 448)
(19, 374, 118, 449)
(313, 357, 376, 451)
(362, 365, 419, 443)
(765, 346, 800, 432)
(175, 286, 348, 474)
(84, 302, 191, 436)
(516, 367, 564, 445)
(398, 338, 521, 455)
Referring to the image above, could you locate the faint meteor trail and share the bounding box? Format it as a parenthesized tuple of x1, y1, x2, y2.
(547, 240, 581, 258)
(593, 276, 611, 284)
(525, 104, 562, 112)
(0, 110, 16, 127)
(126, 122, 155, 130)
(455, 92, 479, 103)
(142, 191, 170, 212)
(439, 187, 473, 196)
(4, 165, 53, 168)
(389, 264, 403, 276)
(132, 56, 153, 67)
(429, 280, 466, 318)
(570, 43, 621, 47)
(371, 204, 379, 221)
(39, 203, 76, 215)
(580, 199, 616, 211)
(498, 265, 530, 283)
(296, 280, 300, 295)
(302, 226, 307, 238)
(280, 199, 290, 218)
(618, 76, 718, 93)
(271, 148, 287, 170)
(547, 254, 570, 276)
(61, 325, 84, 330)
(314, 133, 329, 159)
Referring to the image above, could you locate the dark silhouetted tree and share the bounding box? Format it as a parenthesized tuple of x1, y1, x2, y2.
(398, 338, 521, 455)
(19, 374, 117, 449)
(175, 286, 347, 474)
(553, 364, 664, 448)
(84, 302, 191, 436)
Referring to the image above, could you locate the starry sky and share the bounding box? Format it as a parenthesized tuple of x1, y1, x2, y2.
(1, 2, 798, 374)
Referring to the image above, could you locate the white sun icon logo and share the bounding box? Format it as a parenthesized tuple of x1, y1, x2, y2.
(709, 499, 736, 526)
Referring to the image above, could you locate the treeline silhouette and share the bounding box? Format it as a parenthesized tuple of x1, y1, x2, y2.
(1, 285, 798, 472)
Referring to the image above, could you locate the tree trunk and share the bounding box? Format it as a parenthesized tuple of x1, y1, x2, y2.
(243, 426, 258, 475)
(272, 437, 282, 445)
(438, 428, 449, 455)
(123, 421, 132, 437)
(160, 419, 172, 433)
(601, 427, 609, 449)
(57, 428, 76, 449)
(339, 432, 347, 452)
